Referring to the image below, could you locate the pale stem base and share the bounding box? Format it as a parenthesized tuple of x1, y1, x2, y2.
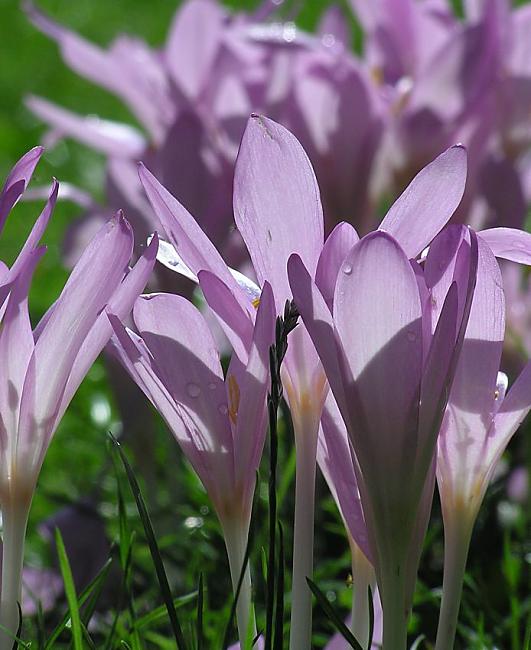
(350, 537, 375, 649)
(0, 497, 31, 649)
(380, 560, 409, 650)
(435, 510, 474, 650)
(222, 514, 257, 648)
(289, 411, 319, 650)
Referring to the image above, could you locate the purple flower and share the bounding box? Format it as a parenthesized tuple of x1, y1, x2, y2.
(0, 149, 157, 643)
(25, 0, 382, 267)
(108, 282, 275, 644)
(433, 233, 531, 649)
(288, 223, 478, 648)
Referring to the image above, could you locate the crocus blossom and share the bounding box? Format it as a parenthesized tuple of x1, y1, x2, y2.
(288, 224, 478, 649)
(0, 150, 158, 643)
(109, 283, 275, 645)
(136, 113, 473, 648)
(433, 232, 531, 649)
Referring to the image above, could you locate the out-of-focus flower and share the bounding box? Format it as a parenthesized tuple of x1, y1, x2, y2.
(0, 149, 158, 644)
(506, 465, 529, 504)
(350, 0, 531, 230)
(25, 0, 382, 267)
(434, 233, 531, 649)
(109, 282, 275, 646)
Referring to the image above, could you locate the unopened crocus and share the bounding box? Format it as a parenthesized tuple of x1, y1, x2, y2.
(288, 223, 478, 649)
(432, 231, 531, 649)
(0, 151, 158, 643)
(108, 283, 275, 646)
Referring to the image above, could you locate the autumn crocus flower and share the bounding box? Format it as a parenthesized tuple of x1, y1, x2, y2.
(288, 223, 478, 649)
(0, 151, 158, 644)
(136, 114, 470, 648)
(432, 231, 531, 649)
(108, 284, 275, 646)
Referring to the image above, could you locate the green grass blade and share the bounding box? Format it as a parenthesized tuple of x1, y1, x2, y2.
(133, 593, 198, 631)
(196, 573, 204, 650)
(45, 557, 112, 649)
(273, 522, 284, 650)
(55, 528, 83, 650)
(306, 578, 364, 650)
(367, 585, 374, 650)
(109, 433, 188, 650)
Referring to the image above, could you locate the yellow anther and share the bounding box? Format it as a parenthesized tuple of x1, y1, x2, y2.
(252, 297, 260, 309)
(228, 374, 240, 426)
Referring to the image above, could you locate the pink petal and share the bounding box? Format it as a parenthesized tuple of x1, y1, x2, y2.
(315, 222, 359, 310)
(26, 96, 146, 157)
(333, 231, 423, 478)
(233, 115, 324, 310)
(478, 227, 531, 265)
(0, 146, 44, 230)
(165, 0, 225, 100)
(378, 145, 467, 258)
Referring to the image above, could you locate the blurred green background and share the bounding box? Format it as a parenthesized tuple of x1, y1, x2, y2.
(0, 1, 529, 647)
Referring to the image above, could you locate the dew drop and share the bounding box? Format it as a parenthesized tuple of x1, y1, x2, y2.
(343, 264, 353, 275)
(218, 404, 228, 415)
(208, 382, 217, 391)
(186, 383, 201, 398)
(407, 330, 417, 342)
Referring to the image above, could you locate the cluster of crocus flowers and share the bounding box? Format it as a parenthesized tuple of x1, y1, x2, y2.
(0, 148, 157, 644)
(99, 112, 531, 650)
(26, 0, 530, 263)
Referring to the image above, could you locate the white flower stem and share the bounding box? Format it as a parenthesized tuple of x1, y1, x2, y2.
(435, 508, 474, 650)
(0, 494, 31, 649)
(222, 514, 257, 648)
(380, 558, 408, 650)
(289, 410, 320, 650)
(349, 537, 375, 649)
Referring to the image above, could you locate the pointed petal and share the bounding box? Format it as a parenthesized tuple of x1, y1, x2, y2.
(25, 214, 134, 453)
(138, 164, 249, 312)
(0, 248, 44, 455)
(8, 180, 58, 282)
(287, 254, 347, 415)
(378, 145, 467, 258)
(315, 222, 359, 310)
(108, 314, 233, 504)
(419, 231, 479, 490)
(26, 96, 146, 157)
(165, 0, 225, 100)
(198, 270, 254, 363)
(487, 361, 531, 471)
(0, 146, 44, 230)
(333, 232, 423, 479)
(233, 115, 324, 308)
(478, 227, 531, 265)
(318, 395, 371, 560)
(25, 3, 167, 141)
(441, 237, 505, 470)
(55, 234, 159, 424)
(232, 282, 275, 494)
(132, 293, 233, 452)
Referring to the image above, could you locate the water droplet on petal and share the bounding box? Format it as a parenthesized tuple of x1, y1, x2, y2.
(186, 383, 201, 398)
(208, 382, 217, 391)
(218, 404, 228, 415)
(343, 264, 352, 275)
(407, 330, 417, 342)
